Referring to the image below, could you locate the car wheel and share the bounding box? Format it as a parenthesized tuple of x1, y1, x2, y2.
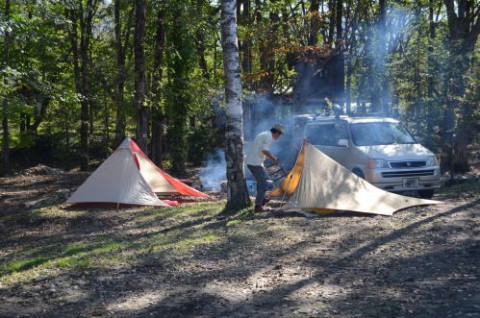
(418, 189, 434, 199)
(352, 168, 365, 179)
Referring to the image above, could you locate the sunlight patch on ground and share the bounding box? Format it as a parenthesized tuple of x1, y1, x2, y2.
(106, 291, 167, 313)
(202, 280, 251, 303)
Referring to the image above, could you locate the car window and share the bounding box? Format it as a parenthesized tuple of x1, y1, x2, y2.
(350, 122, 415, 146)
(305, 123, 349, 146)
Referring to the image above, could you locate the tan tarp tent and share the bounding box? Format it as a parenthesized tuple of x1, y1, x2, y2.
(270, 142, 440, 215)
(67, 138, 210, 206)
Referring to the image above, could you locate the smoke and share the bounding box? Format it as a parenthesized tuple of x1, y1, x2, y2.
(199, 149, 226, 191)
(200, 94, 306, 191)
(244, 94, 307, 172)
(244, 94, 276, 141)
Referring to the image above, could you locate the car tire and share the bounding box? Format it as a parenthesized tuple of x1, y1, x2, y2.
(418, 189, 434, 199)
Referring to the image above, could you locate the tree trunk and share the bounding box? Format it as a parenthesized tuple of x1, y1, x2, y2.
(165, 3, 193, 177)
(426, 0, 436, 140)
(196, 0, 209, 79)
(1, 0, 11, 176)
(346, 57, 352, 114)
(238, 0, 252, 89)
(326, 0, 335, 44)
(221, 0, 250, 213)
(258, 1, 278, 91)
(334, 0, 345, 104)
(114, 0, 130, 146)
(441, 0, 480, 173)
(134, 0, 148, 152)
(308, 0, 320, 45)
(81, 2, 91, 170)
(377, 0, 388, 113)
(65, 0, 96, 171)
(151, 2, 166, 166)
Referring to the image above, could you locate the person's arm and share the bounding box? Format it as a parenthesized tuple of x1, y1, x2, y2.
(262, 150, 279, 165)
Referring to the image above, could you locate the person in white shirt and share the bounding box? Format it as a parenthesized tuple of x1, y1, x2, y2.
(245, 124, 284, 212)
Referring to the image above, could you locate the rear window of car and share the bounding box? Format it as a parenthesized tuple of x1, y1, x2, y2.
(305, 123, 349, 146)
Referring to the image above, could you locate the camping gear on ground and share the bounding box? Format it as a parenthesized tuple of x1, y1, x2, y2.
(67, 138, 210, 206)
(269, 142, 440, 216)
(265, 163, 288, 186)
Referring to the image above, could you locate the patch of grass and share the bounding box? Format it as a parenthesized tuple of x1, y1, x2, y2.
(91, 242, 123, 254)
(55, 256, 91, 268)
(0, 201, 243, 286)
(2, 256, 50, 272)
(63, 244, 88, 256)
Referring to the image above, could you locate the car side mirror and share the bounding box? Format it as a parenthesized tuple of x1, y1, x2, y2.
(337, 139, 349, 147)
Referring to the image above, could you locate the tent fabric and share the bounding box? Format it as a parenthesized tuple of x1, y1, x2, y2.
(269, 144, 306, 198)
(129, 141, 210, 198)
(67, 138, 210, 206)
(270, 142, 440, 216)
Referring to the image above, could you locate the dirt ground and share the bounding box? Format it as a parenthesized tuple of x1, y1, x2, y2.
(0, 165, 479, 318)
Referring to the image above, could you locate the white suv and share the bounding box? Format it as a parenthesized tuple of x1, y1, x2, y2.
(303, 116, 442, 198)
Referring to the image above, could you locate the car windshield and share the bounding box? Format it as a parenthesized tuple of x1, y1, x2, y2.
(350, 122, 416, 146)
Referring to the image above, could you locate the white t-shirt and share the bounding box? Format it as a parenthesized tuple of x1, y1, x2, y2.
(245, 130, 273, 166)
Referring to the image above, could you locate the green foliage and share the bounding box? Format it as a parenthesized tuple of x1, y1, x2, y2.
(1, 0, 480, 174)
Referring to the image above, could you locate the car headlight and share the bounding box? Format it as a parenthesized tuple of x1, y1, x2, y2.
(426, 155, 438, 166)
(368, 158, 389, 169)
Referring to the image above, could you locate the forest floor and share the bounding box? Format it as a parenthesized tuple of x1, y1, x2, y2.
(0, 165, 479, 317)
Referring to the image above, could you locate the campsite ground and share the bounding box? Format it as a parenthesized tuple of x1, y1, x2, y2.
(0, 165, 479, 318)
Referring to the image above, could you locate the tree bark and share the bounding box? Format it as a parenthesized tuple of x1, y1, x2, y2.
(238, 0, 252, 89)
(114, 0, 131, 146)
(134, 0, 148, 152)
(2, 0, 11, 175)
(73, 3, 88, 171)
(334, 0, 345, 104)
(441, 0, 480, 172)
(221, 0, 250, 212)
(65, 0, 98, 171)
(378, 0, 388, 113)
(151, 2, 166, 166)
(308, 0, 320, 45)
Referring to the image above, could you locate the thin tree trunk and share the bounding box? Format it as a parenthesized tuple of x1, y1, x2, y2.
(426, 0, 435, 139)
(151, 2, 166, 166)
(308, 0, 320, 45)
(378, 0, 388, 113)
(197, 0, 209, 79)
(65, 1, 92, 171)
(327, 0, 335, 43)
(1, 0, 11, 176)
(134, 0, 148, 152)
(335, 0, 345, 104)
(221, 0, 250, 212)
(238, 0, 252, 89)
(114, 0, 129, 146)
(346, 57, 352, 114)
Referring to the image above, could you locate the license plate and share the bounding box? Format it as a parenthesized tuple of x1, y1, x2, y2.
(403, 178, 418, 188)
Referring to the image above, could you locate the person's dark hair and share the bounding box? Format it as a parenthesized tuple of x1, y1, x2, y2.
(270, 124, 284, 135)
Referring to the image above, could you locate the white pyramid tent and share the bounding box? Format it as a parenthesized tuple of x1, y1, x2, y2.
(270, 142, 440, 215)
(67, 138, 210, 206)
